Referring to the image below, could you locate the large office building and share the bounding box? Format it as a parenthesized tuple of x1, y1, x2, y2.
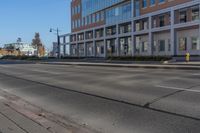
(60, 0, 200, 57)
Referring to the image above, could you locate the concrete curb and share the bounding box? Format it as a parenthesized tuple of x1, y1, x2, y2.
(40, 62, 200, 70)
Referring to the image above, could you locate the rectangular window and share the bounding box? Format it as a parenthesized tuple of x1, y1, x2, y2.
(150, 0, 155, 6)
(159, 0, 165, 3)
(159, 16, 165, 27)
(142, 42, 148, 52)
(107, 39, 116, 54)
(153, 41, 157, 52)
(135, 0, 140, 17)
(192, 6, 199, 21)
(135, 37, 140, 53)
(153, 18, 157, 28)
(106, 26, 116, 36)
(101, 46, 104, 54)
(192, 37, 200, 50)
(168, 39, 171, 51)
(135, 21, 140, 31)
(142, 20, 148, 30)
(92, 14, 96, 23)
(159, 40, 165, 52)
(179, 37, 187, 51)
(96, 12, 100, 22)
(101, 11, 104, 21)
(179, 11, 187, 23)
(142, 0, 147, 8)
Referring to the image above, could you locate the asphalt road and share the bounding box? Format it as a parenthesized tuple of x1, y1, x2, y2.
(0, 63, 200, 133)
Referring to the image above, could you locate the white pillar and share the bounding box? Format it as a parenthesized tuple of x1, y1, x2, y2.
(131, 0, 134, 18)
(116, 24, 119, 56)
(83, 31, 86, 57)
(104, 27, 107, 58)
(93, 29, 96, 57)
(63, 44, 66, 56)
(132, 20, 135, 56)
(148, 16, 153, 55)
(170, 8, 176, 56)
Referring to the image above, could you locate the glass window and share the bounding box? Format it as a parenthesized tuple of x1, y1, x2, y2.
(179, 10, 187, 23)
(82, 0, 123, 17)
(119, 37, 132, 56)
(135, 37, 140, 53)
(179, 37, 187, 51)
(159, 40, 165, 52)
(96, 12, 100, 22)
(92, 14, 96, 23)
(135, 21, 140, 31)
(142, 0, 147, 8)
(192, 6, 199, 21)
(159, 15, 165, 27)
(159, 0, 165, 3)
(106, 26, 116, 36)
(192, 37, 200, 50)
(107, 39, 117, 55)
(105, 2, 131, 25)
(150, 0, 155, 6)
(153, 18, 157, 28)
(86, 42, 94, 56)
(101, 11, 104, 21)
(142, 19, 148, 30)
(168, 39, 171, 51)
(78, 43, 84, 56)
(85, 31, 93, 39)
(142, 42, 148, 52)
(153, 41, 157, 51)
(135, 0, 140, 17)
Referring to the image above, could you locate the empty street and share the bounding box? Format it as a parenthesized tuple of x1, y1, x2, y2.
(0, 63, 200, 132)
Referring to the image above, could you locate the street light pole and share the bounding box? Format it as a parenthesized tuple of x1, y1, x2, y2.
(50, 28, 61, 59)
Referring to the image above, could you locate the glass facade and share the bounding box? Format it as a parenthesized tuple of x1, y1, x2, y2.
(106, 2, 132, 24)
(82, 0, 123, 17)
(70, 0, 200, 57)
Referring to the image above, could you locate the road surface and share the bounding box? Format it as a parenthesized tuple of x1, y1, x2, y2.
(0, 63, 200, 133)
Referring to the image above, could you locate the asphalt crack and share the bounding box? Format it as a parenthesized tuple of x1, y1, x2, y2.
(144, 84, 200, 108)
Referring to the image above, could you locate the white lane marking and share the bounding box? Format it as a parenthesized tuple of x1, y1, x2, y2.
(156, 85, 200, 93)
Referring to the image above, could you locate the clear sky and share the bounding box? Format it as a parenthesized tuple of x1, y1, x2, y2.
(0, 0, 71, 50)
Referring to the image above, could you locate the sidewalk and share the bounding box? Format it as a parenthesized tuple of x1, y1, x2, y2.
(0, 89, 96, 133)
(41, 61, 200, 70)
(168, 61, 200, 66)
(0, 101, 50, 133)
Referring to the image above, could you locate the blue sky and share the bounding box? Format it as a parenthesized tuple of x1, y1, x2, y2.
(0, 0, 71, 50)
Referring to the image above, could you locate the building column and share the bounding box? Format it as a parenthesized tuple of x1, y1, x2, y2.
(76, 34, 78, 57)
(93, 29, 96, 57)
(131, 0, 134, 18)
(170, 8, 176, 56)
(132, 20, 135, 56)
(69, 44, 72, 56)
(104, 27, 107, 58)
(116, 24, 120, 56)
(131, 0, 135, 57)
(84, 42, 87, 57)
(76, 43, 79, 57)
(63, 44, 66, 56)
(148, 16, 153, 55)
